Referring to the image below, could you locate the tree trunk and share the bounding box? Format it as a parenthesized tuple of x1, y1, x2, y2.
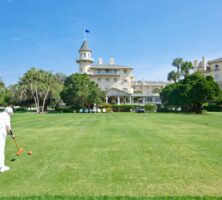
(195, 103, 202, 114)
(42, 86, 50, 113)
(33, 96, 38, 113)
(30, 82, 38, 113)
(34, 84, 40, 113)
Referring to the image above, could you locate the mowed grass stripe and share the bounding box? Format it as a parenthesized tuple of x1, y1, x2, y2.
(0, 113, 222, 197)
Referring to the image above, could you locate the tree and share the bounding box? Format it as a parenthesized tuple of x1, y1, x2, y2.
(181, 61, 193, 78)
(61, 73, 105, 109)
(161, 72, 221, 113)
(172, 57, 183, 81)
(185, 73, 221, 113)
(167, 70, 180, 83)
(49, 73, 66, 108)
(19, 68, 62, 113)
(0, 78, 6, 106)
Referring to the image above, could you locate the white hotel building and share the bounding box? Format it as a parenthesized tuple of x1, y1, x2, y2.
(76, 40, 167, 105)
(194, 57, 222, 89)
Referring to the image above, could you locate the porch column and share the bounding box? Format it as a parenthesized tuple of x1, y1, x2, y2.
(106, 95, 108, 103)
(142, 97, 145, 105)
(117, 96, 120, 105)
(129, 95, 132, 104)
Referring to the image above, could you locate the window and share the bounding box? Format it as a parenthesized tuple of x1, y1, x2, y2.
(123, 79, 127, 83)
(123, 69, 127, 74)
(105, 69, 110, 73)
(105, 78, 110, 82)
(114, 69, 117, 74)
(97, 78, 101, 82)
(215, 65, 219, 71)
(114, 78, 117, 82)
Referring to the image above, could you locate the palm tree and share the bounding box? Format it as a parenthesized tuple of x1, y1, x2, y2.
(167, 70, 179, 83)
(172, 57, 183, 81)
(181, 61, 194, 78)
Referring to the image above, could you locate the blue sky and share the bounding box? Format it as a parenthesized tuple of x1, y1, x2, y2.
(0, 0, 222, 86)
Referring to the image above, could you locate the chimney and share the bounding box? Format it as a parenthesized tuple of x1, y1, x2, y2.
(98, 58, 103, 65)
(202, 57, 206, 71)
(193, 59, 198, 71)
(110, 58, 114, 64)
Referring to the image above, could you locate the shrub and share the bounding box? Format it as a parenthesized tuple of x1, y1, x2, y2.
(55, 105, 74, 113)
(144, 103, 157, 112)
(14, 107, 27, 112)
(203, 104, 222, 112)
(100, 103, 112, 108)
(106, 107, 113, 113)
(112, 105, 143, 112)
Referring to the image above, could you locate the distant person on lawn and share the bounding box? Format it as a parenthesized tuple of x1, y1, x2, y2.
(0, 107, 14, 173)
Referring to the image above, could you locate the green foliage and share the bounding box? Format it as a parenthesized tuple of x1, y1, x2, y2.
(54, 105, 74, 113)
(99, 103, 113, 112)
(170, 58, 194, 81)
(61, 73, 105, 109)
(112, 104, 132, 112)
(167, 70, 180, 83)
(18, 68, 64, 112)
(204, 104, 222, 112)
(99, 103, 112, 108)
(161, 72, 221, 113)
(144, 103, 157, 112)
(0, 78, 10, 106)
(112, 104, 143, 112)
(181, 61, 194, 77)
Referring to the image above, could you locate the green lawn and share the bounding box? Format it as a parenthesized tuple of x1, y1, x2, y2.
(0, 112, 222, 199)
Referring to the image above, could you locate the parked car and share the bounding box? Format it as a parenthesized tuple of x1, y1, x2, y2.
(135, 107, 145, 113)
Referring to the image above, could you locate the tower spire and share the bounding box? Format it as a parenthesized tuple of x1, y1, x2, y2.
(76, 39, 93, 74)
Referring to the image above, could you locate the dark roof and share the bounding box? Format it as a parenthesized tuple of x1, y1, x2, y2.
(79, 40, 92, 52)
(90, 64, 133, 69)
(208, 57, 222, 64)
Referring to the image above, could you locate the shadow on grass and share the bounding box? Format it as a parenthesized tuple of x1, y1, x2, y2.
(0, 196, 221, 200)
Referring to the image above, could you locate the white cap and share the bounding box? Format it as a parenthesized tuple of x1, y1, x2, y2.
(5, 107, 13, 114)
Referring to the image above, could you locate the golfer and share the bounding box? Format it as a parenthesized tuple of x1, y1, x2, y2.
(0, 107, 14, 173)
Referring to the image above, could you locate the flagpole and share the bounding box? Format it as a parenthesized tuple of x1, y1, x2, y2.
(84, 27, 86, 40)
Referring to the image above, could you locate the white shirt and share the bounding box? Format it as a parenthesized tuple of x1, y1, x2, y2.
(0, 112, 11, 130)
